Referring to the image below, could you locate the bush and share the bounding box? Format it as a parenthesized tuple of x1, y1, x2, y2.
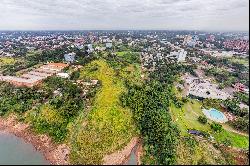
(177, 87, 182, 92)
(200, 131, 210, 138)
(182, 97, 189, 103)
(197, 157, 209, 165)
(198, 116, 208, 124)
(211, 122, 223, 132)
(230, 117, 249, 132)
(70, 70, 80, 80)
(202, 98, 222, 110)
(222, 138, 232, 147)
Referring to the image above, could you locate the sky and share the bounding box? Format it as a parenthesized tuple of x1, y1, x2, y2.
(0, 0, 249, 31)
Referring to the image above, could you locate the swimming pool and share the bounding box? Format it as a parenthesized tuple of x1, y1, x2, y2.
(202, 108, 228, 123)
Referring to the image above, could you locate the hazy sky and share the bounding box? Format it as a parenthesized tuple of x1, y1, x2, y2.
(0, 0, 249, 31)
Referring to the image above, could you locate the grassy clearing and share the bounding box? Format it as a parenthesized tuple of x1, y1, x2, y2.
(170, 100, 210, 134)
(169, 99, 249, 149)
(228, 57, 249, 66)
(0, 57, 16, 66)
(213, 130, 249, 149)
(26, 50, 42, 57)
(116, 51, 140, 57)
(116, 51, 128, 57)
(70, 59, 135, 164)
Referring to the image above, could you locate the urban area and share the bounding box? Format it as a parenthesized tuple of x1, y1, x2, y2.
(0, 30, 249, 165)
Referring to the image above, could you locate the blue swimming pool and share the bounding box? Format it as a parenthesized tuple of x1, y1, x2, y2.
(202, 108, 228, 123)
(209, 109, 225, 120)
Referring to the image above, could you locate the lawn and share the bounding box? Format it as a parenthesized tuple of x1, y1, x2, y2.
(116, 51, 131, 57)
(170, 100, 210, 134)
(70, 59, 135, 164)
(169, 99, 249, 149)
(213, 130, 249, 149)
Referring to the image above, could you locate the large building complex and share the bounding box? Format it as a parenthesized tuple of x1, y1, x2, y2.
(185, 75, 231, 100)
(0, 63, 69, 87)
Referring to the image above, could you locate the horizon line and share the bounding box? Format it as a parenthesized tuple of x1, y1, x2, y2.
(0, 29, 249, 33)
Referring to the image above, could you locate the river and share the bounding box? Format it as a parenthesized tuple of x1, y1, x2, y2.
(0, 132, 49, 165)
(123, 144, 138, 165)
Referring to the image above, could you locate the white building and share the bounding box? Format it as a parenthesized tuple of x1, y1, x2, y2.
(168, 49, 187, 62)
(177, 49, 187, 62)
(87, 44, 93, 50)
(64, 52, 76, 63)
(86, 44, 94, 53)
(106, 43, 112, 48)
(57, 73, 70, 78)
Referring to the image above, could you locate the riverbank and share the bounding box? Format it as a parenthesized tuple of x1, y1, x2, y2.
(103, 137, 139, 165)
(135, 142, 143, 165)
(102, 137, 144, 165)
(0, 115, 69, 165)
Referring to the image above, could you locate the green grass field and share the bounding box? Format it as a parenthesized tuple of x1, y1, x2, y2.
(119, 63, 142, 85)
(213, 130, 249, 149)
(170, 100, 211, 134)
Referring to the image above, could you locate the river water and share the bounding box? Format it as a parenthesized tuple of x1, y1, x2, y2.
(0, 132, 49, 165)
(123, 144, 138, 165)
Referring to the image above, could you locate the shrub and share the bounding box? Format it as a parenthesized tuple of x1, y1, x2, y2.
(230, 117, 249, 132)
(222, 138, 232, 147)
(70, 70, 80, 80)
(182, 97, 189, 103)
(211, 122, 223, 132)
(198, 116, 208, 124)
(177, 87, 182, 92)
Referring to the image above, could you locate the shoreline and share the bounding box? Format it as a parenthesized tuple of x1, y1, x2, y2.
(103, 137, 143, 165)
(135, 141, 143, 165)
(103, 137, 139, 165)
(0, 115, 69, 165)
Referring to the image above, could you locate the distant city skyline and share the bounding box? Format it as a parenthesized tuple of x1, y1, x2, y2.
(0, 0, 249, 31)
